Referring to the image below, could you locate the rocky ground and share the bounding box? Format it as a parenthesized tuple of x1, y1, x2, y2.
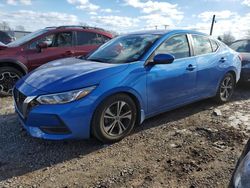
(0, 87, 250, 188)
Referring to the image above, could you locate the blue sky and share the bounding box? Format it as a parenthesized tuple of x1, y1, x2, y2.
(0, 0, 250, 38)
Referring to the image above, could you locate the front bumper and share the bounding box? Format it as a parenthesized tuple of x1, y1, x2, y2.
(14, 83, 96, 140)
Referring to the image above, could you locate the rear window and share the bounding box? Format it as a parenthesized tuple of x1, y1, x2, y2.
(192, 35, 213, 56)
(230, 40, 250, 53)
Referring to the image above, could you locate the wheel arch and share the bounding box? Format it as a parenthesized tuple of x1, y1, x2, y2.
(0, 59, 28, 75)
(90, 87, 146, 135)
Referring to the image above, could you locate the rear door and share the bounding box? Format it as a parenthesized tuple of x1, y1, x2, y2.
(74, 31, 110, 57)
(191, 35, 223, 96)
(25, 31, 74, 70)
(147, 34, 197, 113)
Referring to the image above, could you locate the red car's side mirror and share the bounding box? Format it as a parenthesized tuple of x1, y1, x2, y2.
(36, 42, 48, 52)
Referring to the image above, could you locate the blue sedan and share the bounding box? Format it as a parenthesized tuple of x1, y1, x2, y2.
(13, 30, 241, 143)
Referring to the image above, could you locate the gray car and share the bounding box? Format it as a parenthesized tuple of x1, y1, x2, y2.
(230, 40, 250, 83)
(230, 139, 250, 188)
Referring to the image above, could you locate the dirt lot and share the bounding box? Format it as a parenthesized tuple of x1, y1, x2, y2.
(0, 87, 250, 188)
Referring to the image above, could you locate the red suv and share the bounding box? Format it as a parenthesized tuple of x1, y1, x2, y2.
(0, 26, 113, 96)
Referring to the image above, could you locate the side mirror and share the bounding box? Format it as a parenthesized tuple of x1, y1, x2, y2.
(36, 42, 48, 52)
(153, 54, 175, 64)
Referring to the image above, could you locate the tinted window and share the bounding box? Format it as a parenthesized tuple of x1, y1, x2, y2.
(29, 32, 72, 49)
(29, 34, 54, 49)
(230, 40, 250, 53)
(77, 32, 109, 46)
(54, 32, 72, 47)
(210, 39, 219, 52)
(155, 35, 190, 59)
(192, 35, 213, 55)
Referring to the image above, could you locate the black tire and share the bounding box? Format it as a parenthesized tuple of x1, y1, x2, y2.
(92, 94, 137, 143)
(214, 72, 235, 103)
(0, 66, 23, 96)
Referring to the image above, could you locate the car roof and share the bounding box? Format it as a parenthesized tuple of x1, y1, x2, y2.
(44, 26, 113, 38)
(124, 29, 207, 36)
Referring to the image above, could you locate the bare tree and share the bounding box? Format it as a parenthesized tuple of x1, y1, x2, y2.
(219, 32, 235, 45)
(79, 22, 89, 27)
(0, 21, 11, 31)
(15, 25, 25, 31)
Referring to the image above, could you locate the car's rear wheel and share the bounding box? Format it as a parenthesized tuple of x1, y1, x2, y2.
(214, 73, 235, 103)
(92, 94, 137, 143)
(0, 67, 22, 96)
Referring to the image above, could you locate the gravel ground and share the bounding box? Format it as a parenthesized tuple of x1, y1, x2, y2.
(0, 87, 250, 188)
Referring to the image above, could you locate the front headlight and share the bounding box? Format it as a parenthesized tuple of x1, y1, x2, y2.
(36, 86, 96, 104)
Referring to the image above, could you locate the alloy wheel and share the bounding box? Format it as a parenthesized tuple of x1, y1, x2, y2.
(101, 101, 132, 137)
(220, 75, 234, 101)
(0, 71, 20, 95)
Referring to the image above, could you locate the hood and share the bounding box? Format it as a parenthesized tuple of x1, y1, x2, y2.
(21, 57, 129, 93)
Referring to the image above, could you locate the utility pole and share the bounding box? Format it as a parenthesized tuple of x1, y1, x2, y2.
(210, 15, 216, 35)
(155, 25, 158, 30)
(164, 25, 169, 30)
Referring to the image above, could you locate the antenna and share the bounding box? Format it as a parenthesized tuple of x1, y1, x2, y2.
(210, 15, 216, 35)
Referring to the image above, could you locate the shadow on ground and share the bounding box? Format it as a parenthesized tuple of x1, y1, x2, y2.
(0, 86, 250, 181)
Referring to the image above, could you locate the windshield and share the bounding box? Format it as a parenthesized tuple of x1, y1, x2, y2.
(86, 34, 161, 64)
(230, 40, 250, 53)
(7, 29, 49, 47)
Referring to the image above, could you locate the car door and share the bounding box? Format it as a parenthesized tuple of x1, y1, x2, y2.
(146, 34, 197, 114)
(191, 35, 223, 96)
(74, 31, 109, 57)
(24, 31, 75, 70)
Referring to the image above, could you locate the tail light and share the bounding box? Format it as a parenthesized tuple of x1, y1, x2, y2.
(238, 54, 242, 62)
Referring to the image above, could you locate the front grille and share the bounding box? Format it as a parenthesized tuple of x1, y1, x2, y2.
(13, 88, 27, 117)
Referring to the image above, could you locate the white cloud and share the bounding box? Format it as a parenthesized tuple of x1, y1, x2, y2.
(0, 10, 79, 31)
(20, 0, 32, 5)
(91, 15, 140, 31)
(242, 0, 250, 6)
(187, 11, 250, 39)
(198, 10, 238, 22)
(123, 0, 184, 28)
(67, 0, 99, 11)
(6, 0, 32, 5)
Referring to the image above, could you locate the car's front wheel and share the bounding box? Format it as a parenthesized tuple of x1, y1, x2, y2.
(92, 94, 137, 143)
(214, 72, 235, 103)
(0, 67, 22, 96)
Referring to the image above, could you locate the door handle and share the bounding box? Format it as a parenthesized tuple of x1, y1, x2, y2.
(219, 57, 226, 63)
(186, 64, 196, 71)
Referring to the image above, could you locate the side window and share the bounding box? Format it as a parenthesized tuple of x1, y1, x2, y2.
(54, 32, 72, 47)
(77, 32, 97, 46)
(29, 34, 54, 49)
(192, 35, 213, 55)
(155, 35, 190, 59)
(76, 32, 110, 46)
(29, 32, 72, 49)
(210, 39, 219, 52)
